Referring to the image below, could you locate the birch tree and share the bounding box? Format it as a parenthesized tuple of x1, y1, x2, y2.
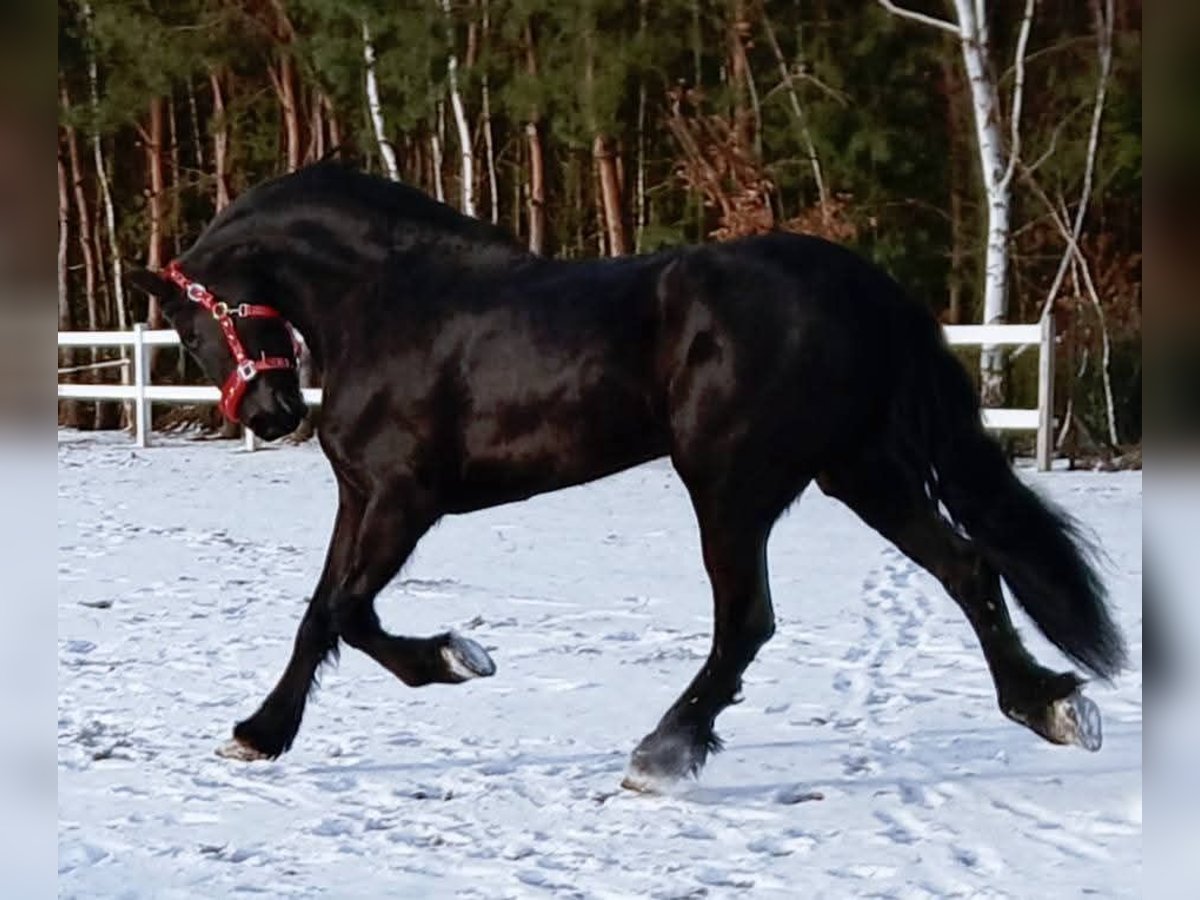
(878, 0, 1036, 407)
(439, 0, 476, 217)
(362, 19, 399, 181)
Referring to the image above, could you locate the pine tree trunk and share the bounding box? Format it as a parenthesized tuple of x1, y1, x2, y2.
(58, 142, 83, 428)
(943, 56, 967, 324)
(186, 76, 204, 170)
(310, 91, 326, 161)
(523, 24, 545, 255)
(593, 155, 607, 256)
(62, 88, 98, 336)
(272, 54, 303, 172)
(593, 135, 628, 257)
(167, 89, 182, 257)
(480, 0, 500, 225)
(210, 70, 231, 211)
(634, 0, 648, 252)
(57, 147, 71, 333)
(83, 0, 130, 429)
(144, 96, 166, 327)
(63, 96, 100, 429)
(727, 0, 757, 154)
(328, 99, 343, 151)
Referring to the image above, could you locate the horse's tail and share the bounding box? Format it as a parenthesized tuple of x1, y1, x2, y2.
(891, 310, 1127, 681)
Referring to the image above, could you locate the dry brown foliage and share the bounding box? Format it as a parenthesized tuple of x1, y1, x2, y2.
(666, 86, 857, 245)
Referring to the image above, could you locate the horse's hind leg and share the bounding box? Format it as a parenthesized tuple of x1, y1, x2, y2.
(623, 478, 794, 792)
(819, 453, 1100, 750)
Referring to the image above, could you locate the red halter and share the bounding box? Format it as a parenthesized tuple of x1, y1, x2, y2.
(162, 260, 297, 423)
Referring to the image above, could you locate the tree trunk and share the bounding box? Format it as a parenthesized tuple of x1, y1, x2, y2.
(943, 56, 967, 324)
(309, 90, 326, 162)
(633, 0, 649, 251)
(143, 96, 166, 327)
(593, 134, 628, 257)
(524, 23, 545, 255)
(272, 54, 303, 172)
(58, 141, 84, 428)
(432, 102, 447, 203)
(762, 11, 829, 221)
(210, 70, 231, 211)
(877, 0, 1033, 407)
(63, 92, 101, 428)
(441, 0, 475, 217)
(593, 154, 606, 256)
(167, 90, 182, 257)
(362, 20, 400, 181)
(57, 147, 71, 333)
(727, 0, 758, 155)
(83, 0, 129, 429)
(62, 88, 97, 336)
(186, 75, 204, 170)
(480, 0, 499, 225)
(955, 0, 1010, 406)
(328, 99, 343, 151)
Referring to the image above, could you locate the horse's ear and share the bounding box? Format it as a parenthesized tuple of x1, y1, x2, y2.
(657, 252, 705, 301)
(126, 267, 181, 321)
(126, 267, 174, 301)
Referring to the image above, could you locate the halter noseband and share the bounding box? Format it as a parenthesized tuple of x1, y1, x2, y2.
(162, 260, 297, 423)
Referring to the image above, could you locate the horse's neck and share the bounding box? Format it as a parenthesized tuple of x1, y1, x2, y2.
(268, 232, 528, 367)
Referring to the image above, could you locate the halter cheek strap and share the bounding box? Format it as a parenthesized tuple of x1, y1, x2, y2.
(162, 260, 298, 423)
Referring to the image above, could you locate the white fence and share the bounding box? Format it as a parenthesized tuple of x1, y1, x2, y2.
(58, 317, 1056, 469)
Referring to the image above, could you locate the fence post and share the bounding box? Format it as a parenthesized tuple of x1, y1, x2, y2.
(1036, 313, 1055, 472)
(132, 324, 150, 448)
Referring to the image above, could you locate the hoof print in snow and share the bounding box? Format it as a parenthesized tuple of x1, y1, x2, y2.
(774, 786, 825, 805)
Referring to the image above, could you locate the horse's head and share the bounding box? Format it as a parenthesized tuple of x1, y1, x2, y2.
(127, 262, 307, 441)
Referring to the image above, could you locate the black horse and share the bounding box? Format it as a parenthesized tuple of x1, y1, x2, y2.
(128, 163, 1125, 792)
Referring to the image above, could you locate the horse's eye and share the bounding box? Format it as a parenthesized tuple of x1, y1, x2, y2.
(182, 332, 201, 351)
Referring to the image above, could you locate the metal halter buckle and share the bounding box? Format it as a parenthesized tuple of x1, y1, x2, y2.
(186, 283, 207, 301)
(236, 360, 258, 382)
(211, 301, 230, 319)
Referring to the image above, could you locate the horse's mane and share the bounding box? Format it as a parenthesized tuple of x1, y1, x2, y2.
(209, 161, 522, 252)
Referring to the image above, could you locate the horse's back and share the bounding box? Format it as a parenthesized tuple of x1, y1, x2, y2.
(437, 256, 673, 511)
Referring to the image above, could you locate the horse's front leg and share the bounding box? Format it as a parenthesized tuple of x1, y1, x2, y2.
(219, 483, 362, 761)
(330, 486, 497, 687)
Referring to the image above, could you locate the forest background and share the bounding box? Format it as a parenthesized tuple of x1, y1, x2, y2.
(56, 0, 1141, 463)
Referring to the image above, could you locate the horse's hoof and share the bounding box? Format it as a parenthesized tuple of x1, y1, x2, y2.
(215, 737, 272, 762)
(441, 631, 496, 681)
(621, 731, 700, 794)
(1047, 689, 1103, 752)
(620, 770, 672, 795)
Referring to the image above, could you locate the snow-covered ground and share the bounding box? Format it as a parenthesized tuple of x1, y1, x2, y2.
(58, 430, 1142, 898)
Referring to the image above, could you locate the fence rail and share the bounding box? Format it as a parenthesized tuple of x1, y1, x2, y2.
(58, 318, 1056, 469)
